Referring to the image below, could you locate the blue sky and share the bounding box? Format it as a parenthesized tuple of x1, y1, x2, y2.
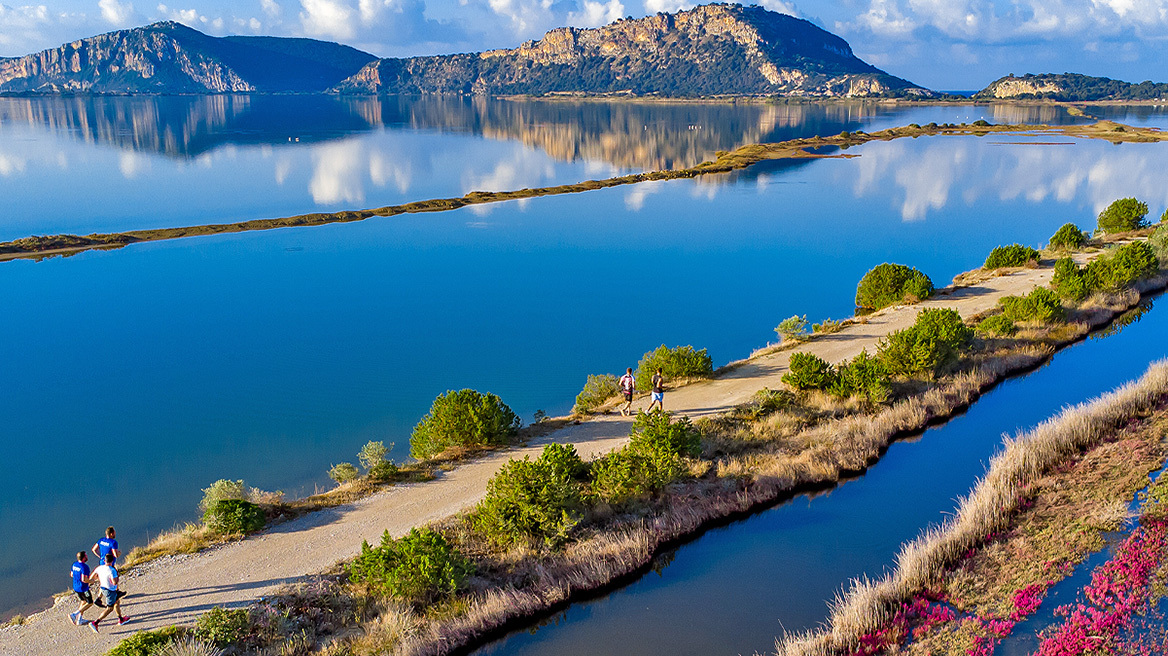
(0, 0, 1164, 89)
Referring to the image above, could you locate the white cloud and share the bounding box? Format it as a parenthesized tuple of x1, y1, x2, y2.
(643, 0, 690, 14)
(98, 0, 135, 26)
(299, 0, 356, 39)
(568, 0, 624, 27)
(261, 0, 282, 18)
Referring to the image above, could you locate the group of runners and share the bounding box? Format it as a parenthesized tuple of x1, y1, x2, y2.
(617, 367, 666, 416)
(69, 526, 129, 632)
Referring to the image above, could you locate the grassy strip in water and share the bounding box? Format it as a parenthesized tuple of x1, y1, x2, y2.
(127, 258, 1168, 656)
(4, 119, 1165, 263)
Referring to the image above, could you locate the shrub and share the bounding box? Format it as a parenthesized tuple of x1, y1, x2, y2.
(828, 350, 890, 403)
(539, 442, 590, 479)
(195, 607, 251, 648)
(629, 410, 700, 458)
(368, 460, 399, 482)
(976, 314, 1017, 336)
(106, 626, 184, 656)
(348, 528, 473, 605)
(812, 318, 845, 334)
(1151, 225, 1168, 263)
(984, 243, 1040, 269)
(1048, 223, 1087, 251)
(203, 499, 266, 535)
(999, 287, 1064, 323)
(878, 308, 974, 377)
(328, 462, 359, 484)
(855, 263, 935, 310)
(1086, 241, 1160, 291)
(358, 441, 390, 471)
(1052, 257, 1091, 301)
(591, 447, 685, 505)
(410, 389, 520, 459)
(156, 636, 223, 656)
(782, 352, 834, 391)
(634, 345, 713, 390)
(774, 315, 808, 342)
(1097, 197, 1149, 233)
(973, 119, 991, 127)
(199, 479, 245, 514)
(573, 373, 620, 414)
(473, 444, 586, 547)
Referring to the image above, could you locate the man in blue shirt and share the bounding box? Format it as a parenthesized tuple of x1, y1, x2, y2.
(91, 526, 119, 565)
(69, 551, 94, 626)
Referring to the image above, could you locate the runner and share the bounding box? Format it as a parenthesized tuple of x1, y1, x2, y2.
(91, 526, 119, 565)
(618, 367, 636, 416)
(68, 552, 93, 626)
(88, 554, 128, 632)
(647, 367, 665, 412)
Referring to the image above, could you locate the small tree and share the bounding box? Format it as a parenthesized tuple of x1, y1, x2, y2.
(782, 352, 834, 391)
(358, 441, 390, 471)
(329, 462, 359, 484)
(410, 389, 520, 459)
(349, 528, 473, 605)
(573, 374, 621, 414)
(200, 479, 246, 513)
(774, 315, 809, 343)
(472, 444, 586, 548)
(855, 263, 934, 311)
(878, 308, 974, 378)
(1048, 223, 1087, 251)
(634, 345, 713, 390)
(1097, 198, 1149, 233)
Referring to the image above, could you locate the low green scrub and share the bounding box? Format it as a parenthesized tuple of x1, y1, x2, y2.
(878, 308, 974, 378)
(199, 479, 245, 513)
(195, 607, 250, 648)
(358, 440, 389, 471)
(976, 314, 1017, 336)
(1052, 257, 1092, 301)
(984, 243, 1040, 269)
(573, 373, 620, 414)
(999, 286, 1064, 323)
(855, 263, 934, 311)
(349, 528, 473, 605)
(473, 444, 587, 548)
(368, 460, 399, 482)
(1097, 197, 1149, 233)
(411, 389, 520, 459)
(105, 626, 184, 656)
(203, 499, 266, 536)
(1150, 225, 1168, 262)
(591, 446, 685, 505)
(628, 410, 700, 458)
(635, 345, 713, 390)
(829, 350, 891, 403)
(1048, 223, 1088, 251)
(328, 462, 359, 484)
(1088, 241, 1159, 291)
(782, 352, 834, 391)
(774, 315, 808, 342)
(812, 318, 845, 334)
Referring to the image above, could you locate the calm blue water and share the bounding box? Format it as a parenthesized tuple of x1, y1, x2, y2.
(472, 297, 1168, 656)
(2, 98, 1168, 622)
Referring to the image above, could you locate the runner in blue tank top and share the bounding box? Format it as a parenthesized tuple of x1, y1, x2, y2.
(69, 551, 94, 626)
(91, 526, 119, 565)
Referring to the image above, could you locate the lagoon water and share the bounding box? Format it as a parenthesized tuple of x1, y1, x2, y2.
(2, 96, 1168, 622)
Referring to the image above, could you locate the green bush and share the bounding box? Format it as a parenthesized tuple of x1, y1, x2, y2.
(410, 389, 520, 459)
(855, 263, 935, 311)
(473, 444, 586, 547)
(591, 447, 684, 505)
(828, 350, 891, 403)
(358, 441, 390, 471)
(368, 460, 400, 482)
(1097, 197, 1149, 233)
(984, 243, 1041, 269)
(629, 410, 700, 458)
(782, 352, 834, 391)
(538, 442, 590, 480)
(1048, 223, 1088, 251)
(999, 287, 1064, 323)
(1151, 225, 1168, 263)
(812, 318, 845, 334)
(774, 315, 809, 342)
(204, 499, 266, 535)
(328, 462, 359, 484)
(1086, 241, 1160, 291)
(976, 314, 1017, 336)
(1052, 257, 1091, 301)
(878, 308, 974, 378)
(348, 528, 473, 604)
(634, 345, 713, 391)
(573, 373, 621, 414)
(195, 607, 251, 648)
(199, 479, 245, 513)
(106, 626, 184, 656)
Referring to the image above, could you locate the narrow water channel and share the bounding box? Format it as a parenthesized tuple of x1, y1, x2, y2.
(472, 296, 1168, 656)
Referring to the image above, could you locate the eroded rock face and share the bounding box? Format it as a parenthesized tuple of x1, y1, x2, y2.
(982, 77, 1063, 98)
(334, 4, 927, 97)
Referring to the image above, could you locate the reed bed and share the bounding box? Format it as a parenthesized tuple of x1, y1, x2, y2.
(774, 358, 1168, 656)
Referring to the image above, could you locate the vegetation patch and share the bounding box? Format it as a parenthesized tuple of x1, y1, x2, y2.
(471, 443, 588, 548)
(1097, 197, 1150, 234)
(634, 344, 713, 390)
(573, 373, 621, 414)
(1048, 223, 1088, 251)
(349, 528, 474, 604)
(410, 389, 521, 459)
(976, 313, 1016, 336)
(984, 243, 1041, 269)
(855, 263, 935, 311)
(998, 286, 1064, 324)
(877, 307, 974, 378)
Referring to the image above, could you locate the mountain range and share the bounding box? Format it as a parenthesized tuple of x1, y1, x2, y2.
(0, 4, 924, 98)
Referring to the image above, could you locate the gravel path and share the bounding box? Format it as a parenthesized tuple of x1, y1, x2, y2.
(0, 266, 1057, 656)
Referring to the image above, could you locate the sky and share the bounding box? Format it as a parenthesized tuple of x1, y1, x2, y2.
(0, 0, 1166, 90)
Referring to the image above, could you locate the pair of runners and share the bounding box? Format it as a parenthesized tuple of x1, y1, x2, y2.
(617, 367, 666, 416)
(69, 526, 129, 631)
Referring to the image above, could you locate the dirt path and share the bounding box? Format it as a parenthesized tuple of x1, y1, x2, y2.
(0, 266, 1058, 656)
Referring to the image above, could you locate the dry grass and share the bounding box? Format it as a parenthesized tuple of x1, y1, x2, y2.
(775, 359, 1168, 656)
(122, 523, 220, 569)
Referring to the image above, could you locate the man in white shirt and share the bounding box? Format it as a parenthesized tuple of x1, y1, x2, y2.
(88, 554, 128, 632)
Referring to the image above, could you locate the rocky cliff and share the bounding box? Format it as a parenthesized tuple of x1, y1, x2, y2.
(334, 4, 926, 97)
(0, 22, 375, 93)
(976, 73, 1168, 101)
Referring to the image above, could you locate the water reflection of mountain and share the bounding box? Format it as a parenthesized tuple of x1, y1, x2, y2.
(0, 95, 1098, 171)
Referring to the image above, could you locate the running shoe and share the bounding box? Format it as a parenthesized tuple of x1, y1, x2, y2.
(117, 616, 130, 626)
(89, 620, 99, 633)
(68, 611, 79, 625)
